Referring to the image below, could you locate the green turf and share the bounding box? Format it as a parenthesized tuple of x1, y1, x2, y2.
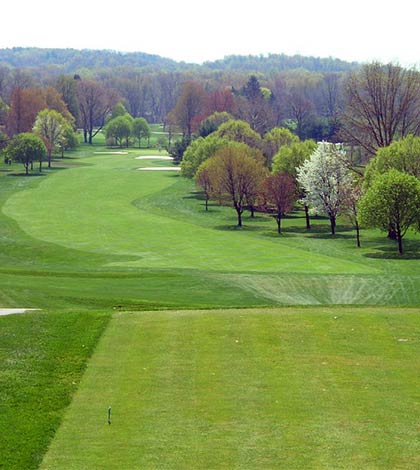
(40, 307, 420, 469)
(0, 310, 110, 470)
(1, 139, 420, 309)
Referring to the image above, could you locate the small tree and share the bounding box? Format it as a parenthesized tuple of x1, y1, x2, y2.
(6, 133, 46, 174)
(359, 170, 420, 255)
(272, 139, 316, 229)
(204, 142, 266, 227)
(195, 160, 213, 211)
(105, 115, 133, 148)
(263, 173, 297, 233)
(181, 134, 228, 178)
(33, 109, 67, 168)
(132, 117, 151, 148)
(297, 142, 352, 235)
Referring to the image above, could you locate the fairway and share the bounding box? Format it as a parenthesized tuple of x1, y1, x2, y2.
(1, 144, 420, 309)
(41, 308, 420, 470)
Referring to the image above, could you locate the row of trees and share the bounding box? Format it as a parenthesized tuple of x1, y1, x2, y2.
(182, 112, 420, 255)
(105, 105, 151, 148)
(3, 59, 420, 157)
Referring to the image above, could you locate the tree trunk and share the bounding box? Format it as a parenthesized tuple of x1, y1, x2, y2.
(250, 205, 255, 218)
(39, 160, 42, 172)
(276, 214, 282, 234)
(388, 224, 397, 240)
(48, 150, 52, 168)
(25, 163, 29, 175)
(205, 196, 209, 211)
(355, 219, 361, 248)
(83, 129, 88, 143)
(396, 227, 403, 255)
(304, 204, 311, 230)
(236, 207, 243, 227)
(330, 215, 336, 235)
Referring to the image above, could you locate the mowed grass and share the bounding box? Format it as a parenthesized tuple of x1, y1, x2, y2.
(41, 307, 420, 470)
(1, 138, 420, 309)
(0, 310, 110, 470)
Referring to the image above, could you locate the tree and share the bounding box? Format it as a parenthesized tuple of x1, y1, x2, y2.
(359, 170, 420, 255)
(214, 119, 262, 150)
(171, 81, 206, 138)
(238, 75, 272, 134)
(364, 135, 420, 187)
(77, 79, 116, 144)
(6, 132, 46, 174)
(105, 115, 133, 147)
(55, 75, 80, 123)
(195, 160, 214, 211)
(181, 134, 228, 178)
(198, 111, 233, 137)
(263, 173, 297, 233)
(297, 142, 352, 235)
(203, 142, 266, 227)
(342, 62, 420, 155)
(262, 127, 299, 163)
(33, 109, 68, 167)
(132, 117, 150, 148)
(6, 87, 47, 136)
(59, 122, 79, 157)
(272, 139, 317, 229)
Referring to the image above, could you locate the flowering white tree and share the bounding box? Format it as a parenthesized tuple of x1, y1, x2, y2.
(297, 142, 352, 235)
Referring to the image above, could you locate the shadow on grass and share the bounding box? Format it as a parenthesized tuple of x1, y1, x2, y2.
(7, 172, 47, 177)
(214, 224, 265, 232)
(364, 239, 420, 259)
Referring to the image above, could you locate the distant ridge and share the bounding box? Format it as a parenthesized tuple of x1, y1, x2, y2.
(0, 47, 359, 74)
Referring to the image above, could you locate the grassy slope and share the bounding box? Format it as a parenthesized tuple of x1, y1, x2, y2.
(41, 308, 420, 470)
(1, 143, 420, 309)
(0, 310, 110, 470)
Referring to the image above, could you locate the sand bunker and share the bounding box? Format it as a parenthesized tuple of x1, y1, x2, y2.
(0, 308, 38, 316)
(135, 156, 173, 160)
(137, 167, 180, 171)
(94, 151, 128, 155)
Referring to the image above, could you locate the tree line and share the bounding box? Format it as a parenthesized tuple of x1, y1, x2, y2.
(181, 114, 420, 256)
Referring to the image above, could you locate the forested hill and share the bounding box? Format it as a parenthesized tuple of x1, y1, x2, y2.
(0, 48, 189, 72)
(0, 47, 358, 73)
(204, 54, 359, 73)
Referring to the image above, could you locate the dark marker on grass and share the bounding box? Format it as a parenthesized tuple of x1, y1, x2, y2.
(108, 406, 111, 425)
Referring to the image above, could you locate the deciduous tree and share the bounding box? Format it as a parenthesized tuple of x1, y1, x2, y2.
(181, 134, 228, 178)
(77, 79, 116, 144)
(203, 142, 266, 227)
(297, 142, 352, 235)
(341, 62, 420, 154)
(272, 139, 317, 229)
(171, 81, 206, 138)
(359, 170, 420, 255)
(6, 132, 46, 174)
(105, 115, 133, 147)
(195, 160, 214, 211)
(263, 173, 297, 233)
(132, 117, 150, 148)
(33, 109, 68, 167)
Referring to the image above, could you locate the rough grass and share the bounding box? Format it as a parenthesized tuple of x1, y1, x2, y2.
(0, 310, 110, 470)
(41, 307, 420, 470)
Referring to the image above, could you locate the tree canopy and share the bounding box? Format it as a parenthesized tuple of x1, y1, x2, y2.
(359, 170, 420, 255)
(6, 132, 47, 174)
